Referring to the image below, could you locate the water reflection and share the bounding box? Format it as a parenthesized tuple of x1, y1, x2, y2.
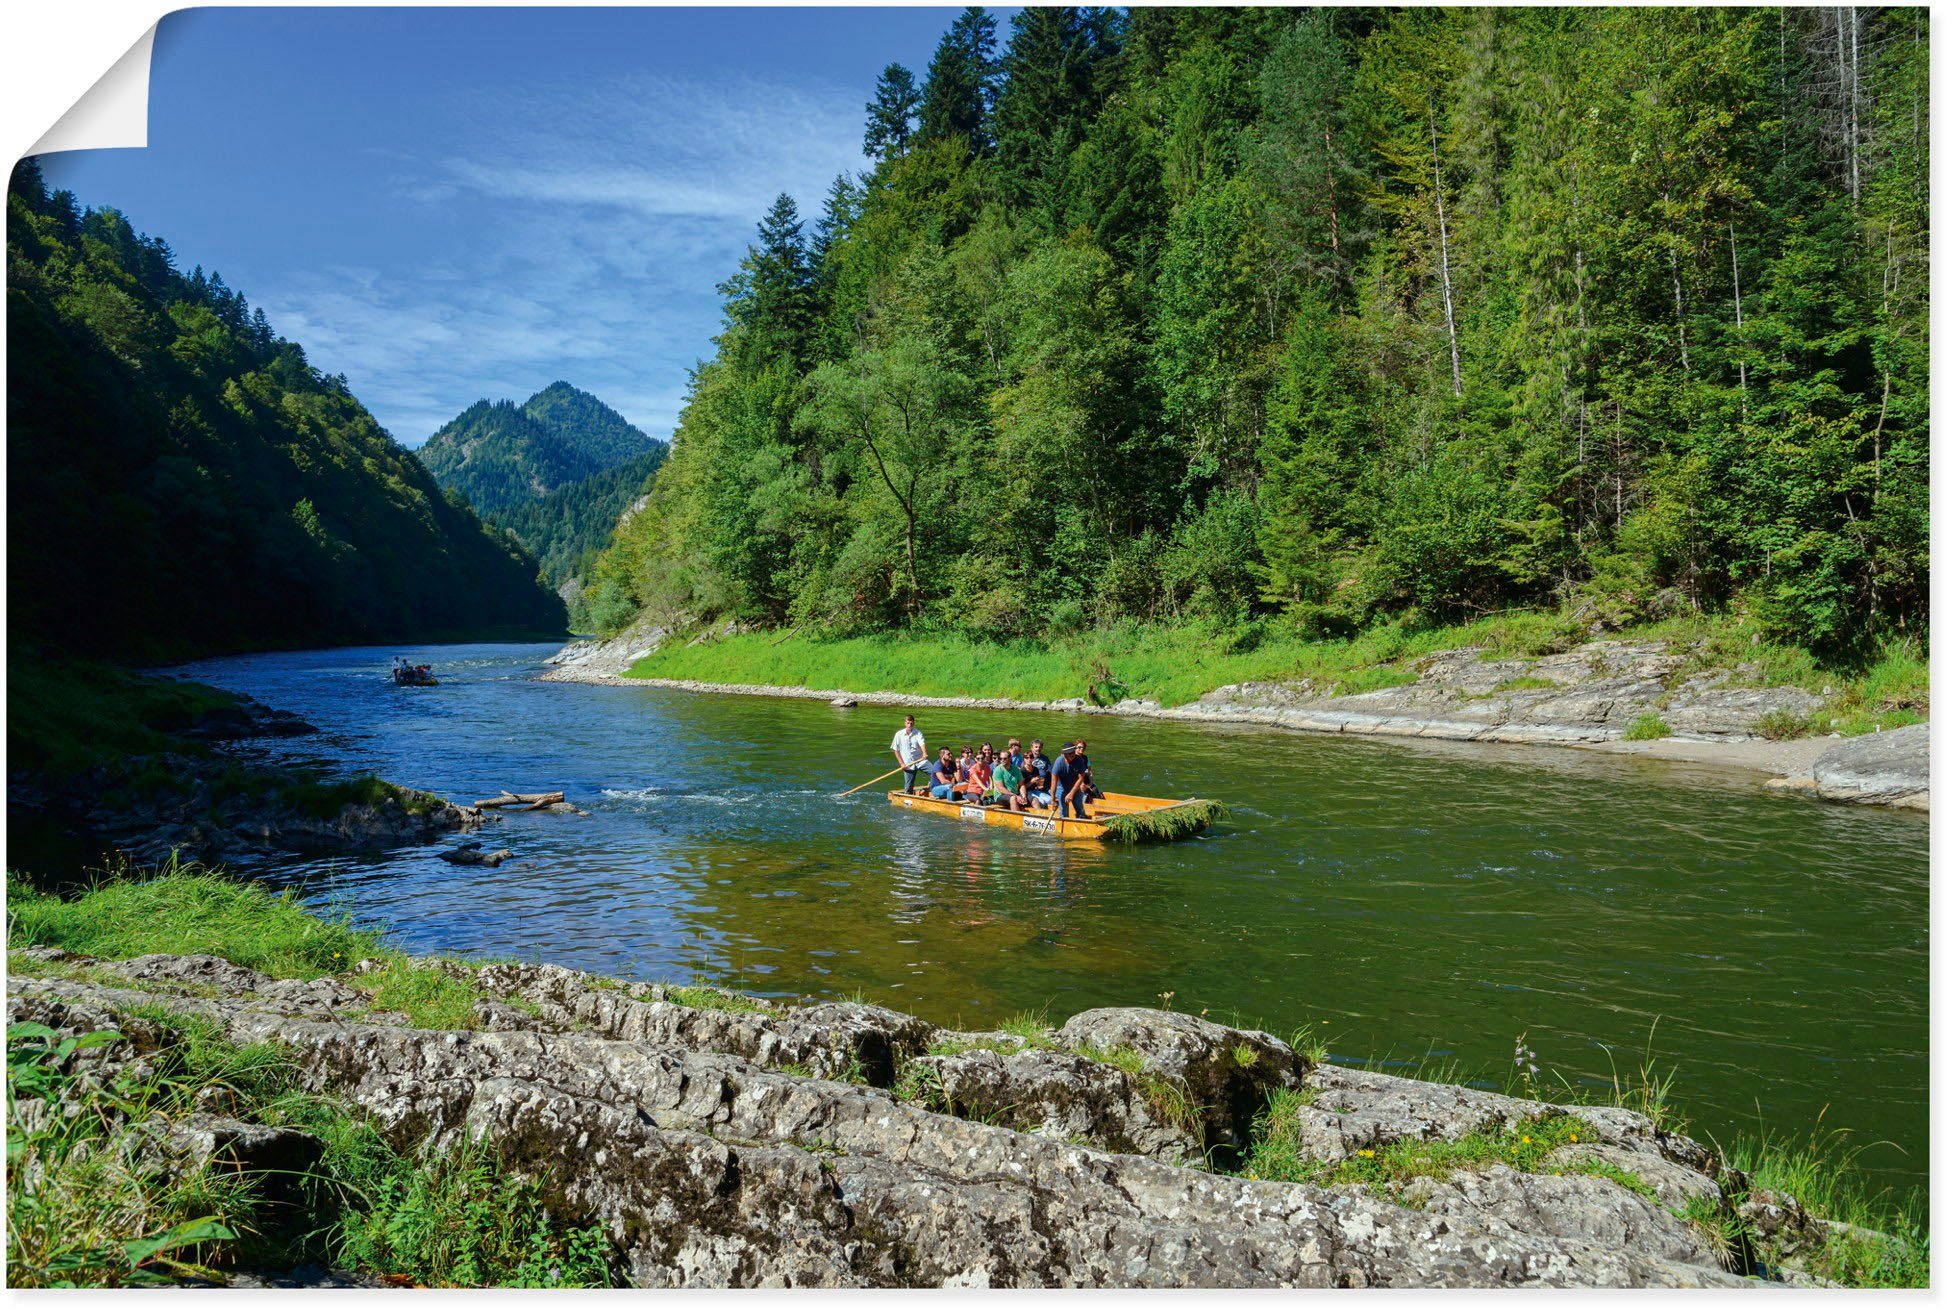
(164, 642, 1929, 1186)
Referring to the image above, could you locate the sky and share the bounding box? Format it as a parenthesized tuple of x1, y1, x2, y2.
(38, 6, 978, 445)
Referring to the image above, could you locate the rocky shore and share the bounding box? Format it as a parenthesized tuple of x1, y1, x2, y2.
(8, 944, 1884, 1288)
(12, 686, 490, 867)
(543, 636, 1928, 811)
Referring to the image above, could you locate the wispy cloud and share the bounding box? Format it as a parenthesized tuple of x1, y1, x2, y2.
(253, 70, 867, 444)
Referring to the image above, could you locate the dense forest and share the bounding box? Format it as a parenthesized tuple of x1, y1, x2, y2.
(581, 6, 1928, 662)
(419, 382, 661, 520)
(6, 162, 566, 661)
(491, 445, 667, 592)
(420, 382, 665, 589)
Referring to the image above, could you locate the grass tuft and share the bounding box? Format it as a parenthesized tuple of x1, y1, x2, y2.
(1723, 1124, 1928, 1287)
(663, 985, 764, 1014)
(1622, 713, 1670, 742)
(8, 860, 383, 980)
(5, 1010, 615, 1288)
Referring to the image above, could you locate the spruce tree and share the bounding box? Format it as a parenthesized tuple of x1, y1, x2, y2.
(919, 7, 999, 155)
(864, 63, 921, 162)
(992, 7, 1116, 219)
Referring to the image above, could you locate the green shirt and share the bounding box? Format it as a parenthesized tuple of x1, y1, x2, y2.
(992, 762, 1023, 795)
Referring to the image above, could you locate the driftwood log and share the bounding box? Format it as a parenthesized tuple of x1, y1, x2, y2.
(471, 790, 566, 811)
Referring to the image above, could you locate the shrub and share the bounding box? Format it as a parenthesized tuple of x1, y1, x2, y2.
(1754, 707, 1816, 741)
(1622, 713, 1670, 742)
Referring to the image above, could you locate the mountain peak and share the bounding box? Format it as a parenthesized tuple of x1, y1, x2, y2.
(418, 385, 660, 520)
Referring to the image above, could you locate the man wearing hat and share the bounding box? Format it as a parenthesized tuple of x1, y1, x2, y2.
(1051, 741, 1093, 819)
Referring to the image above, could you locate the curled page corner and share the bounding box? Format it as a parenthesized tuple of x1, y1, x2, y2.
(28, 23, 159, 157)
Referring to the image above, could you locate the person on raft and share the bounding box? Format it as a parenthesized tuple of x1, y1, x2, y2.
(1025, 739, 1053, 807)
(1051, 741, 1093, 819)
(956, 745, 993, 802)
(928, 748, 958, 800)
(989, 748, 1029, 812)
(891, 714, 927, 794)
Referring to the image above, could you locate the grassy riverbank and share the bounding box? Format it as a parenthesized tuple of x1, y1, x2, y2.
(6, 863, 1929, 1288)
(621, 613, 1926, 737)
(6, 864, 614, 1287)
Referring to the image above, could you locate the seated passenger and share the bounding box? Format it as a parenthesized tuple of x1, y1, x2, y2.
(1025, 739, 1053, 807)
(1073, 738, 1102, 800)
(928, 748, 958, 799)
(1051, 741, 1091, 819)
(950, 746, 977, 800)
(991, 750, 1027, 812)
(964, 748, 993, 802)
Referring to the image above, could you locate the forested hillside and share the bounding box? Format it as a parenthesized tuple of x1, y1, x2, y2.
(492, 445, 666, 592)
(419, 382, 660, 520)
(582, 6, 1927, 663)
(6, 162, 566, 662)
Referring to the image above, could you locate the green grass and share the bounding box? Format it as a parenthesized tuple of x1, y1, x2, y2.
(1074, 1043, 1199, 1132)
(1753, 707, 1819, 741)
(7, 654, 235, 779)
(276, 776, 436, 821)
(1490, 675, 1560, 693)
(997, 1010, 1059, 1045)
(621, 613, 1600, 708)
(8, 859, 383, 980)
(6, 1011, 614, 1288)
(7, 862, 531, 1032)
(1238, 1091, 1597, 1193)
(1622, 713, 1671, 741)
(1724, 1126, 1929, 1288)
(357, 959, 493, 1030)
(663, 985, 765, 1013)
(619, 613, 1926, 729)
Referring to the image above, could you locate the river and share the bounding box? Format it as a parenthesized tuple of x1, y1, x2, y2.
(166, 641, 1930, 1189)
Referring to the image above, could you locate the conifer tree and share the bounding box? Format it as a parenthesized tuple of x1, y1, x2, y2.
(864, 64, 921, 162)
(918, 7, 998, 155)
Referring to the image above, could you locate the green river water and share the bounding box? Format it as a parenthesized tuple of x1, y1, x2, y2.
(171, 642, 1930, 1189)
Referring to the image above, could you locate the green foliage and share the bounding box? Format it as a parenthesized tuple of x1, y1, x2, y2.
(329, 1134, 613, 1288)
(497, 446, 665, 590)
(416, 383, 666, 591)
(1073, 1043, 1200, 1133)
(1719, 1120, 1928, 1287)
(1098, 799, 1225, 844)
(1622, 714, 1671, 743)
(6, 165, 564, 660)
(570, 7, 1926, 670)
(7, 860, 383, 980)
(419, 383, 660, 520)
(663, 985, 765, 1014)
(1753, 708, 1817, 741)
(6, 656, 231, 778)
(5, 1007, 615, 1288)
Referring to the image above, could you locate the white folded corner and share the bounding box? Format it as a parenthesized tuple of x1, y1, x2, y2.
(28, 23, 159, 157)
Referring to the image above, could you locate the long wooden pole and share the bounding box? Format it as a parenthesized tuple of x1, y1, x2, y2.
(838, 764, 909, 798)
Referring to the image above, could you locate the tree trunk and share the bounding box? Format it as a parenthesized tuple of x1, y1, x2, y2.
(1728, 224, 1747, 412)
(1429, 101, 1464, 399)
(902, 475, 921, 618)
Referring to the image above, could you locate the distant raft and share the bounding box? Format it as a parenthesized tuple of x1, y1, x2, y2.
(888, 790, 1223, 843)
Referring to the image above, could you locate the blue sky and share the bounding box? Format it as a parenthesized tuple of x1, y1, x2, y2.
(39, 7, 977, 444)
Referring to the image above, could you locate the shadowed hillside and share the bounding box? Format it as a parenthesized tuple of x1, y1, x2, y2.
(6, 161, 566, 661)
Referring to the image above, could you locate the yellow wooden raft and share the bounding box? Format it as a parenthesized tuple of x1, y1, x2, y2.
(886, 789, 1220, 842)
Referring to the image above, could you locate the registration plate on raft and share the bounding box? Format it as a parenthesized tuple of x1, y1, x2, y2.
(1021, 817, 1055, 835)
(959, 805, 985, 821)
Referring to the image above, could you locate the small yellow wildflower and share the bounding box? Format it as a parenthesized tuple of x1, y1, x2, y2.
(1521, 1135, 1532, 1144)
(1569, 1134, 1579, 1143)
(1358, 1149, 1376, 1159)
